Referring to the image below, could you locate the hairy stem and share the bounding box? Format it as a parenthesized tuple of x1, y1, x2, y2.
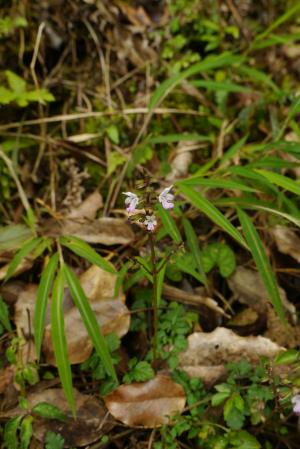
(149, 232, 158, 365)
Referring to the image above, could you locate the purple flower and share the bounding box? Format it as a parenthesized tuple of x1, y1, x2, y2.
(122, 192, 139, 213)
(144, 215, 157, 231)
(159, 185, 174, 210)
(292, 395, 300, 414)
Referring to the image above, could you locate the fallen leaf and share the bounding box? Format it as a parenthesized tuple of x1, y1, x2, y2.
(104, 374, 186, 428)
(179, 328, 283, 385)
(62, 217, 134, 245)
(228, 266, 297, 323)
(43, 264, 130, 364)
(14, 284, 37, 338)
(271, 225, 300, 263)
(66, 191, 103, 220)
(43, 298, 130, 364)
(5, 388, 112, 447)
(80, 264, 125, 302)
(0, 258, 33, 281)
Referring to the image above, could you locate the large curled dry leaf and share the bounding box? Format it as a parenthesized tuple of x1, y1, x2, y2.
(179, 328, 283, 386)
(44, 298, 130, 364)
(271, 225, 300, 263)
(43, 265, 130, 364)
(228, 266, 297, 322)
(62, 217, 134, 245)
(104, 374, 186, 428)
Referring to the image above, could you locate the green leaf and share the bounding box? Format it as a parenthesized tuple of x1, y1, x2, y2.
(4, 237, 43, 282)
(182, 217, 207, 287)
(63, 264, 117, 382)
(202, 243, 236, 278)
(5, 70, 26, 94)
(34, 253, 59, 361)
(4, 416, 22, 449)
(149, 53, 242, 109)
(178, 177, 256, 192)
(224, 394, 245, 430)
(211, 391, 231, 406)
(179, 184, 248, 249)
(60, 236, 116, 274)
(107, 151, 127, 175)
(51, 269, 76, 416)
(274, 349, 299, 365)
(147, 133, 212, 144)
(157, 203, 181, 244)
(106, 125, 120, 144)
(45, 431, 65, 449)
(123, 359, 155, 383)
(32, 402, 66, 421)
(229, 430, 261, 449)
(191, 79, 251, 93)
(156, 261, 166, 308)
(0, 296, 12, 331)
(255, 169, 300, 196)
(237, 208, 285, 321)
(20, 415, 33, 449)
(114, 261, 130, 298)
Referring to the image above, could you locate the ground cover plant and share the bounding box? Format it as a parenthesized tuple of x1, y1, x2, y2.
(1, 0, 300, 448)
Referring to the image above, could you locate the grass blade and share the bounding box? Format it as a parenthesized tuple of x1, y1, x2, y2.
(149, 53, 242, 109)
(237, 208, 285, 322)
(157, 204, 182, 244)
(34, 253, 59, 361)
(51, 268, 76, 415)
(60, 236, 116, 274)
(4, 237, 43, 282)
(179, 184, 248, 249)
(63, 264, 118, 382)
(178, 177, 256, 192)
(182, 217, 208, 288)
(255, 169, 300, 196)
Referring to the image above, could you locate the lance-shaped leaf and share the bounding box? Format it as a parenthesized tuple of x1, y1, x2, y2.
(237, 208, 285, 322)
(34, 253, 59, 361)
(60, 236, 116, 274)
(51, 269, 76, 416)
(255, 169, 300, 196)
(63, 264, 117, 382)
(157, 204, 181, 244)
(4, 237, 43, 282)
(182, 217, 207, 287)
(178, 184, 248, 249)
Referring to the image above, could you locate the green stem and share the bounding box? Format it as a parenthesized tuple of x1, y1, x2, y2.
(149, 232, 158, 365)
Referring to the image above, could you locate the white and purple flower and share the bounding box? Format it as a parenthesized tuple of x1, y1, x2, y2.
(122, 192, 139, 213)
(144, 215, 157, 232)
(159, 185, 174, 210)
(292, 394, 300, 415)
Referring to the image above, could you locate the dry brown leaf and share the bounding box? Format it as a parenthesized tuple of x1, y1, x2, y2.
(62, 217, 134, 245)
(271, 225, 300, 263)
(66, 191, 103, 220)
(179, 328, 283, 385)
(104, 374, 186, 428)
(0, 366, 15, 394)
(80, 264, 124, 302)
(44, 264, 129, 364)
(228, 266, 297, 322)
(21, 388, 111, 447)
(44, 298, 130, 364)
(14, 284, 37, 338)
(0, 258, 33, 281)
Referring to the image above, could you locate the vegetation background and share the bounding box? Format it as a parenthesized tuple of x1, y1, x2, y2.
(1, 0, 300, 448)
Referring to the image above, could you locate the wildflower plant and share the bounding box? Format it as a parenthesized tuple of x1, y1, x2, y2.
(122, 180, 175, 363)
